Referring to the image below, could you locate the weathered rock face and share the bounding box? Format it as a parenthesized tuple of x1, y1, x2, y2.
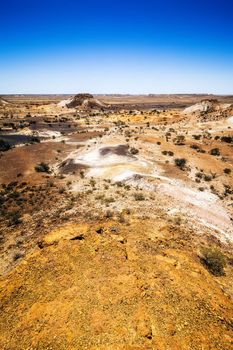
(0, 98, 9, 106)
(182, 99, 233, 122)
(225, 104, 233, 115)
(182, 99, 221, 114)
(66, 93, 94, 108)
(63, 93, 108, 109)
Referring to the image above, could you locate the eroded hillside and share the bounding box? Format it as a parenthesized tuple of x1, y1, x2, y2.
(0, 95, 233, 349)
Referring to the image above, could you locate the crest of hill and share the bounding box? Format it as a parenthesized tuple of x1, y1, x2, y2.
(66, 93, 94, 107)
(65, 93, 108, 109)
(0, 220, 232, 349)
(226, 104, 233, 115)
(0, 98, 9, 106)
(182, 99, 220, 114)
(182, 99, 233, 119)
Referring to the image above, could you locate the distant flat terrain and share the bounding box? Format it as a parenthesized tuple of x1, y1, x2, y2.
(2, 94, 233, 109)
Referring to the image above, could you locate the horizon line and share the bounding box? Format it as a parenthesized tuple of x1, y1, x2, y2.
(1, 93, 233, 96)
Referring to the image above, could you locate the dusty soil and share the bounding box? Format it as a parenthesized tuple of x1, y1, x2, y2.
(1, 220, 233, 350)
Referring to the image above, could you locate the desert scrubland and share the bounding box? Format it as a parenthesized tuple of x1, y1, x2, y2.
(0, 94, 233, 349)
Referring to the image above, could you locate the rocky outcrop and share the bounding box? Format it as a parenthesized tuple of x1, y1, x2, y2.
(182, 99, 233, 121)
(0, 98, 9, 106)
(182, 99, 222, 114)
(66, 93, 94, 108)
(58, 94, 108, 110)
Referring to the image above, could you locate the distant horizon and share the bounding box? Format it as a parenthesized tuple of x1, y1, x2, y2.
(1, 0, 233, 94)
(1, 93, 233, 96)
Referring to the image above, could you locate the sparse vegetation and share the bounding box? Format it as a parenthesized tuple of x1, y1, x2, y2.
(0, 139, 11, 152)
(0, 94, 233, 350)
(210, 148, 220, 156)
(220, 136, 233, 144)
(8, 211, 21, 226)
(224, 168, 231, 174)
(199, 247, 226, 276)
(134, 193, 145, 201)
(130, 147, 139, 155)
(35, 162, 50, 173)
(174, 135, 185, 145)
(174, 158, 187, 170)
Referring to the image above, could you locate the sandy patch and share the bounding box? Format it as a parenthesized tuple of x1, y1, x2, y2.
(69, 144, 154, 179)
(35, 130, 62, 138)
(57, 98, 73, 107)
(20, 128, 62, 138)
(158, 182, 233, 241)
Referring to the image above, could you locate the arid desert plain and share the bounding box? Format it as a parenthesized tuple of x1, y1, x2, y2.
(0, 93, 233, 349)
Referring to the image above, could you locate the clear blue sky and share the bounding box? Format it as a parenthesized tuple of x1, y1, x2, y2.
(1, 0, 233, 94)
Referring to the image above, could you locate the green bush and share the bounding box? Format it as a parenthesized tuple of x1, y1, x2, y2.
(224, 168, 231, 175)
(130, 147, 139, 155)
(203, 174, 212, 182)
(210, 148, 220, 156)
(174, 158, 187, 170)
(13, 252, 24, 261)
(0, 139, 11, 152)
(8, 211, 21, 226)
(29, 136, 40, 144)
(200, 247, 226, 276)
(174, 135, 186, 145)
(134, 193, 145, 201)
(35, 162, 50, 173)
(220, 136, 233, 144)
